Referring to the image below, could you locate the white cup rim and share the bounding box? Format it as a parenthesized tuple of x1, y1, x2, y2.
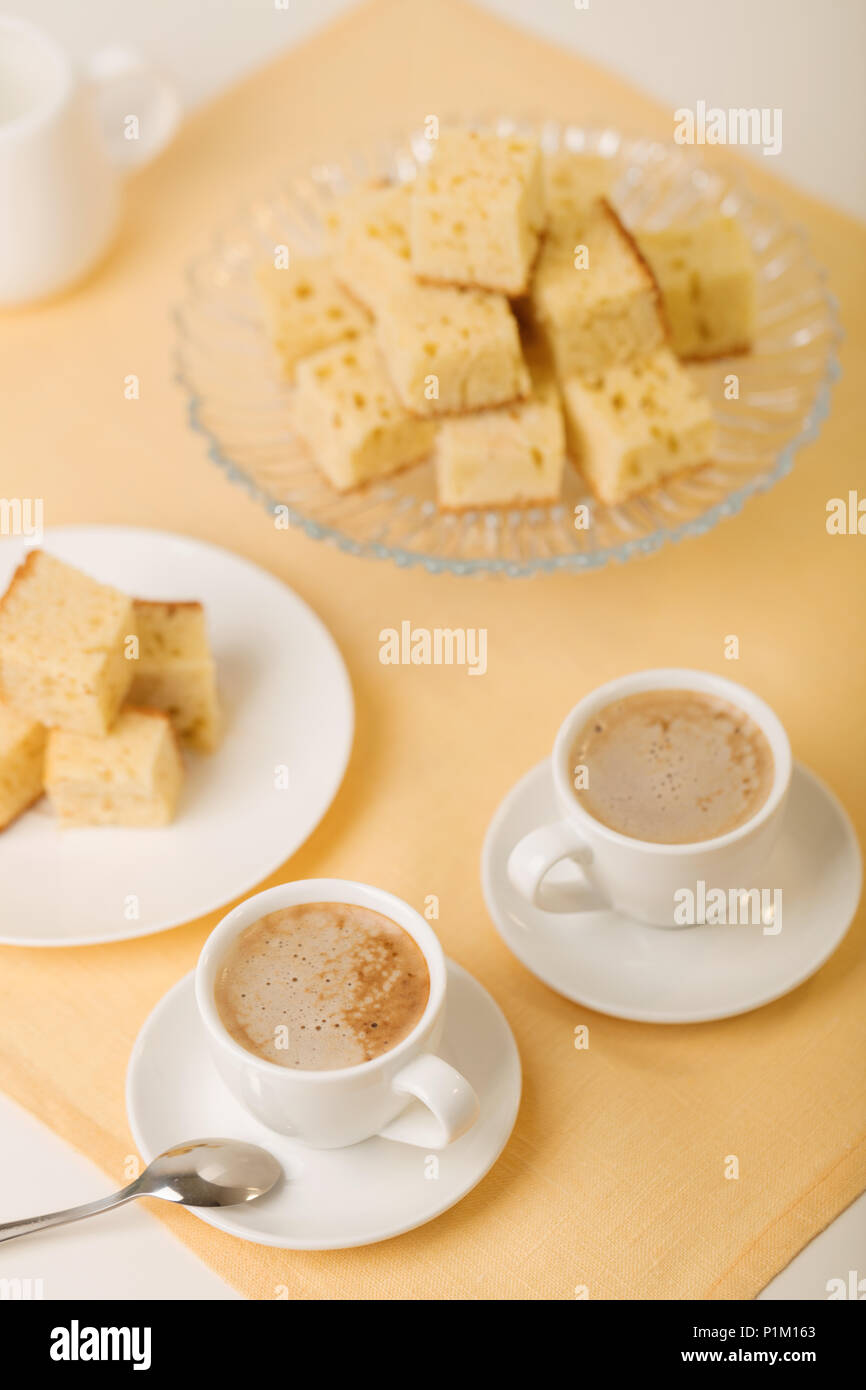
(195, 878, 446, 1084)
(552, 668, 792, 855)
(0, 17, 72, 141)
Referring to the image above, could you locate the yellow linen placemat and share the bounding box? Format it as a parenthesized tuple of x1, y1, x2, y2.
(0, 0, 864, 1300)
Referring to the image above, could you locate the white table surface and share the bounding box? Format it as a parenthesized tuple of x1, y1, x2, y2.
(2, 0, 863, 1302)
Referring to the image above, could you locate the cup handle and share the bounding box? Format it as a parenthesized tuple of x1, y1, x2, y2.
(376, 1054, 480, 1149)
(87, 46, 182, 171)
(507, 821, 609, 914)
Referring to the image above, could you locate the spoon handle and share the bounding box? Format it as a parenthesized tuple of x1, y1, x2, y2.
(0, 1183, 140, 1243)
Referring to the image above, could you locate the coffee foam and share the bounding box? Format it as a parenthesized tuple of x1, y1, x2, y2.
(214, 903, 430, 1071)
(570, 689, 774, 844)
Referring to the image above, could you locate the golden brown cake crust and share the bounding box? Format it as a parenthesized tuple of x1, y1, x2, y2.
(411, 229, 545, 299)
(437, 491, 563, 514)
(567, 449, 715, 506)
(676, 341, 753, 363)
(302, 448, 434, 497)
(399, 388, 529, 421)
(132, 598, 204, 614)
(601, 199, 670, 343)
(0, 550, 39, 616)
(0, 788, 44, 832)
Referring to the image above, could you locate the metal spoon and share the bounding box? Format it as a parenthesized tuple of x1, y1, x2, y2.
(0, 1138, 281, 1244)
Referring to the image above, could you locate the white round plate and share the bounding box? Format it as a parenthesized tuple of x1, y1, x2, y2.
(481, 759, 861, 1024)
(126, 960, 521, 1250)
(0, 527, 353, 947)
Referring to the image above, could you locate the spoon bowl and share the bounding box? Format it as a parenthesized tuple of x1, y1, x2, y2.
(139, 1138, 283, 1207)
(0, 1136, 282, 1243)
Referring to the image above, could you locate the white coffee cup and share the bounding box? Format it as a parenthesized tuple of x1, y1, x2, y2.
(195, 879, 480, 1150)
(507, 668, 792, 928)
(0, 16, 181, 305)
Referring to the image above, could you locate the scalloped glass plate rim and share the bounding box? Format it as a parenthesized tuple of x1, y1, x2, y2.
(175, 123, 842, 578)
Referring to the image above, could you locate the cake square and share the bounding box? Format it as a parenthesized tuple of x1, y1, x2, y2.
(293, 334, 437, 491)
(529, 199, 665, 378)
(560, 347, 717, 504)
(45, 708, 184, 828)
(325, 181, 530, 417)
(0, 703, 46, 830)
(543, 151, 620, 232)
(375, 281, 530, 416)
(0, 551, 135, 736)
(329, 184, 415, 314)
(436, 346, 565, 509)
(129, 601, 220, 752)
(637, 214, 757, 359)
(410, 129, 545, 294)
(255, 256, 369, 382)
(324, 177, 395, 244)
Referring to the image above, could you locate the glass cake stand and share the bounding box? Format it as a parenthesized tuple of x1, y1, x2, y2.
(175, 119, 841, 577)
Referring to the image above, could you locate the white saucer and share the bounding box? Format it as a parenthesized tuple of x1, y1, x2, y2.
(482, 759, 861, 1024)
(126, 961, 521, 1249)
(0, 527, 354, 946)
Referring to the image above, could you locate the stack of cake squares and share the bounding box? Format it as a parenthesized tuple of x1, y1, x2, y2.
(0, 551, 219, 831)
(256, 128, 758, 510)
